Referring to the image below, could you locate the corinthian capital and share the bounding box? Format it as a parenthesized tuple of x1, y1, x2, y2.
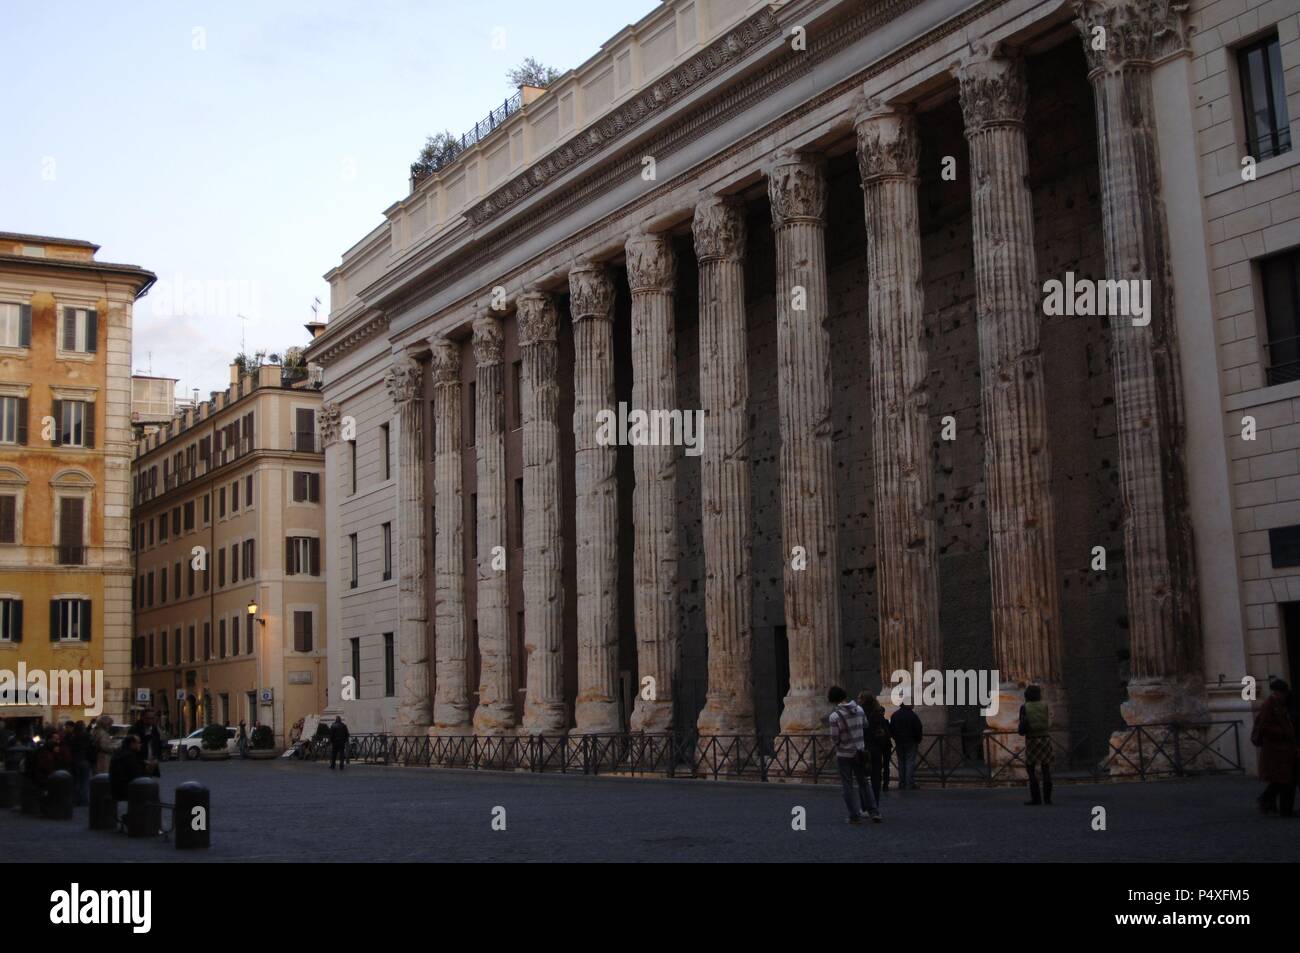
(568, 260, 615, 322)
(625, 230, 677, 294)
(319, 402, 342, 448)
(517, 290, 559, 346)
(385, 350, 423, 406)
(953, 44, 1027, 132)
(472, 313, 504, 367)
(429, 335, 460, 386)
(766, 151, 827, 228)
(693, 195, 747, 262)
(1074, 0, 1189, 72)
(854, 102, 920, 183)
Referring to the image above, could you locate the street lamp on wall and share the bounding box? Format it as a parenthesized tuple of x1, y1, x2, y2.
(247, 600, 265, 627)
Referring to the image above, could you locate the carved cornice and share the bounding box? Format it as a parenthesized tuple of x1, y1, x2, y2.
(1074, 0, 1189, 73)
(568, 261, 615, 322)
(429, 335, 460, 386)
(693, 195, 747, 263)
(472, 313, 504, 366)
(385, 350, 423, 405)
(319, 402, 342, 448)
(464, 7, 781, 228)
(313, 311, 389, 368)
(767, 152, 827, 228)
(516, 291, 559, 346)
(625, 231, 677, 294)
(854, 102, 920, 183)
(953, 43, 1027, 132)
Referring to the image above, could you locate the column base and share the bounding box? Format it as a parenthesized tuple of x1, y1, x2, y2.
(520, 703, 570, 737)
(778, 687, 829, 736)
(472, 704, 517, 736)
(572, 698, 622, 736)
(696, 697, 756, 738)
(630, 697, 674, 733)
(1106, 675, 1212, 777)
(394, 705, 432, 736)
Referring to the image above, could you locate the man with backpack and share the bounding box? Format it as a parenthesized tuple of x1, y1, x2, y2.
(828, 686, 882, 825)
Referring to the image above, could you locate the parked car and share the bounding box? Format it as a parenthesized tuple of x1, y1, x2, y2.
(166, 726, 239, 760)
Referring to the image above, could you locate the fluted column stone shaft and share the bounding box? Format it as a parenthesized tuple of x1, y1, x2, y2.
(471, 313, 515, 733)
(768, 153, 843, 735)
(854, 107, 943, 722)
(517, 291, 568, 734)
(385, 350, 431, 732)
(430, 336, 471, 733)
(626, 230, 680, 732)
(569, 263, 623, 733)
(693, 196, 755, 736)
(1076, 0, 1204, 722)
(955, 49, 1066, 726)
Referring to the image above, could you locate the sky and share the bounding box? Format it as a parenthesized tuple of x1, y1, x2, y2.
(2, 0, 657, 398)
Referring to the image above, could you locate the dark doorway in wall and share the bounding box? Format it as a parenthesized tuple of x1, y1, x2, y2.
(1281, 602, 1300, 686)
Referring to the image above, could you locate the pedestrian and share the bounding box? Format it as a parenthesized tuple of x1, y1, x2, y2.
(890, 695, 923, 790)
(328, 716, 350, 770)
(237, 720, 249, 759)
(1252, 679, 1296, 817)
(1019, 684, 1054, 806)
(858, 692, 893, 801)
(130, 710, 163, 777)
(108, 735, 146, 804)
(67, 721, 91, 806)
(828, 686, 881, 824)
(91, 714, 116, 775)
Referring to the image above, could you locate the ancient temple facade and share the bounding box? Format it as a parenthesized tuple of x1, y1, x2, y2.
(306, 0, 1300, 765)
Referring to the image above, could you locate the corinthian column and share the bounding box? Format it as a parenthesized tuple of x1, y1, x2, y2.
(853, 105, 944, 731)
(569, 262, 622, 734)
(954, 47, 1065, 730)
(430, 336, 471, 733)
(517, 291, 568, 735)
(767, 152, 842, 735)
(625, 229, 680, 732)
(1075, 0, 1205, 725)
(693, 196, 755, 736)
(385, 349, 431, 732)
(471, 312, 515, 733)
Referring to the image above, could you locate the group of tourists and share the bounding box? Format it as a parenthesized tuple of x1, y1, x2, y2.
(826, 682, 1055, 824)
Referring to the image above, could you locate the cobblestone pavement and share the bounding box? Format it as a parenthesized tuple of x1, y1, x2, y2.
(4, 761, 1295, 862)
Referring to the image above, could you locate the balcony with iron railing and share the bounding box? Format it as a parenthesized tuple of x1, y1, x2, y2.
(56, 545, 87, 566)
(411, 90, 524, 183)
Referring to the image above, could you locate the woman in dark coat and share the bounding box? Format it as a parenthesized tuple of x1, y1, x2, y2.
(1254, 679, 1297, 817)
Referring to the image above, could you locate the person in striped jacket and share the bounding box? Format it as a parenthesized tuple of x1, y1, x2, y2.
(828, 686, 882, 824)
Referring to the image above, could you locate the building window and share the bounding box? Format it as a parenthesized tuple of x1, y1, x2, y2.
(146, 571, 154, 607)
(383, 632, 395, 697)
(0, 494, 17, 544)
(245, 474, 254, 507)
(1240, 34, 1292, 162)
(202, 493, 211, 524)
(382, 522, 392, 581)
(285, 536, 321, 576)
(174, 628, 181, 664)
(0, 396, 28, 445)
(147, 633, 155, 668)
(293, 611, 314, 652)
(1262, 249, 1300, 385)
(183, 500, 195, 531)
(349, 533, 358, 588)
(230, 543, 239, 584)
(218, 548, 226, 587)
(187, 625, 196, 663)
(171, 507, 180, 536)
(219, 619, 227, 659)
(50, 598, 91, 641)
(203, 622, 211, 660)
(0, 302, 31, 348)
(57, 497, 85, 565)
(292, 471, 320, 503)
(160, 567, 168, 604)
(158, 512, 168, 542)
(381, 422, 391, 481)
(243, 539, 255, 577)
(219, 487, 226, 518)
(349, 440, 357, 494)
(350, 637, 361, 697)
(231, 480, 240, 512)
(0, 599, 23, 642)
(295, 407, 317, 452)
(52, 400, 94, 448)
(60, 307, 98, 353)
(174, 561, 181, 600)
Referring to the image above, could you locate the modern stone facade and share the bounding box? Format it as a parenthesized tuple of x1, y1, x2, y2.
(307, 0, 1300, 766)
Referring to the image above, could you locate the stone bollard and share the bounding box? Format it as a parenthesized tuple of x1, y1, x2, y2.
(0, 770, 19, 809)
(125, 776, 161, 838)
(88, 774, 115, 830)
(19, 774, 40, 814)
(42, 770, 73, 819)
(173, 781, 210, 849)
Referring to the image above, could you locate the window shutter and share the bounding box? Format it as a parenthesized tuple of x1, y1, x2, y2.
(310, 537, 321, 576)
(11, 601, 21, 643)
(50, 600, 59, 641)
(304, 612, 313, 651)
(81, 600, 92, 641)
(62, 309, 75, 350)
(0, 496, 14, 543)
(310, 473, 320, 502)
(285, 537, 294, 575)
(16, 398, 27, 445)
(18, 305, 30, 347)
(86, 310, 98, 352)
(293, 612, 304, 652)
(248, 539, 256, 576)
(52, 400, 63, 444)
(84, 404, 95, 449)
(60, 497, 84, 547)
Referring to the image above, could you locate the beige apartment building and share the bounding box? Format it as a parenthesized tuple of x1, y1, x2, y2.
(130, 362, 326, 747)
